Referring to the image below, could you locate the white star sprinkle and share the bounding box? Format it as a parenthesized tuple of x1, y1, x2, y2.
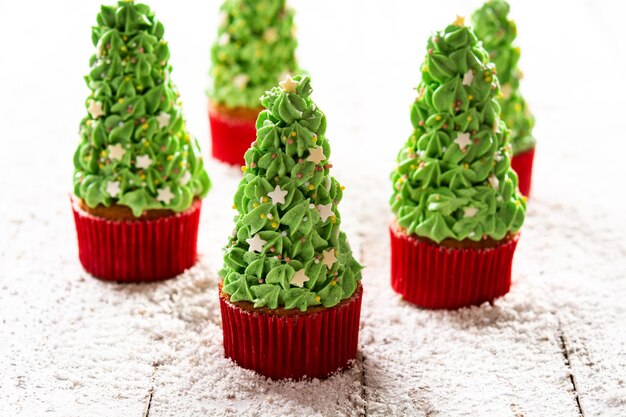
(179, 171, 192, 185)
(290, 269, 310, 288)
(488, 175, 500, 190)
(317, 203, 334, 222)
(157, 187, 175, 204)
(88, 100, 104, 119)
(218, 33, 230, 46)
(108, 143, 126, 161)
(218, 11, 228, 27)
(454, 132, 472, 151)
(267, 185, 288, 205)
(464, 207, 479, 218)
(106, 181, 121, 198)
(321, 249, 337, 269)
(462, 69, 474, 86)
(263, 28, 278, 43)
(156, 112, 171, 128)
(307, 147, 326, 164)
(246, 233, 267, 253)
(279, 75, 298, 93)
(233, 74, 249, 89)
(501, 83, 513, 99)
(136, 154, 152, 169)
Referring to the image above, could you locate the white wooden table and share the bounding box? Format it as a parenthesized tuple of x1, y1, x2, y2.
(1, 1, 625, 416)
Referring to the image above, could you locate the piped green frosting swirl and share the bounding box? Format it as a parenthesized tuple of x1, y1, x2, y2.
(219, 75, 362, 311)
(73, 1, 210, 217)
(390, 21, 526, 243)
(472, 0, 536, 155)
(208, 0, 299, 109)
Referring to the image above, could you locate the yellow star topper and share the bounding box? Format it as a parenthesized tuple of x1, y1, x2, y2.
(453, 15, 465, 27)
(279, 74, 298, 93)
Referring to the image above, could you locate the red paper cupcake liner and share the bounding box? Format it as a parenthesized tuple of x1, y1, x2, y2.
(71, 198, 202, 282)
(511, 147, 535, 197)
(208, 108, 258, 166)
(219, 284, 363, 380)
(390, 226, 519, 309)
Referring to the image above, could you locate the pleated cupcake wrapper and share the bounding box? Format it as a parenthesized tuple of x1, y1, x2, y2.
(208, 108, 258, 166)
(71, 198, 201, 282)
(511, 147, 535, 197)
(390, 227, 518, 309)
(219, 285, 363, 380)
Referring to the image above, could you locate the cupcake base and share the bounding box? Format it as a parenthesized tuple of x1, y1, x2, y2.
(511, 147, 535, 197)
(208, 102, 260, 166)
(71, 197, 202, 282)
(390, 224, 519, 309)
(219, 283, 363, 380)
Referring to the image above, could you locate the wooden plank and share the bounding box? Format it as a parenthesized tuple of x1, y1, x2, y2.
(0, 198, 155, 416)
(557, 322, 584, 416)
(351, 176, 583, 416)
(544, 204, 626, 417)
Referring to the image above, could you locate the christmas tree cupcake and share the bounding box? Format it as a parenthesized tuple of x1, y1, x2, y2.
(71, 1, 211, 282)
(472, 0, 536, 196)
(219, 75, 363, 379)
(389, 17, 526, 309)
(207, 0, 299, 166)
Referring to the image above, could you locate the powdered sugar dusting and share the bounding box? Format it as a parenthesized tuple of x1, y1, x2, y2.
(1, 1, 626, 416)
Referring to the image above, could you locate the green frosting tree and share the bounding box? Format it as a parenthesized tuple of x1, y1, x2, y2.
(220, 75, 362, 311)
(472, 0, 536, 155)
(390, 17, 525, 243)
(73, 1, 210, 217)
(208, 0, 298, 109)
